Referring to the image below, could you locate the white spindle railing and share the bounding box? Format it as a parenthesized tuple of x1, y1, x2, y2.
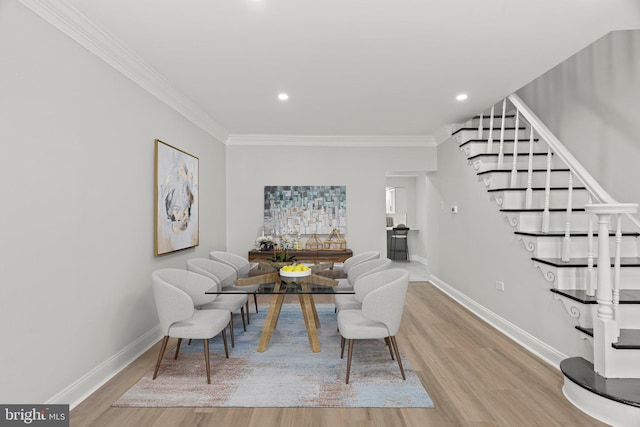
(487, 106, 495, 154)
(498, 99, 506, 168)
(586, 194, 595, 296)
(477, 112, 484, 140)
(562, 171, 573, 262)
(525, 127, 534, 209)
(541, 147, 552, 233)
(510, 110, 520, 188)
(473, 94, 640, 378)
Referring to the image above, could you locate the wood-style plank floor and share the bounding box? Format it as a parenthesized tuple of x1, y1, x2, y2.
(70, 282, 606, 426)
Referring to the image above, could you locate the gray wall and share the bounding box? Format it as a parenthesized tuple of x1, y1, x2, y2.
(226, 145, 436, 259)
(518, 30, 640, 208)
(0, 1, 227, 404)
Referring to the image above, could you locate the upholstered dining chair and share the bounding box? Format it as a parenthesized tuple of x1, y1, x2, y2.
(337, 269, 410, 384)
(334, 264, 401, 312)
(151, 269, 230, 384)
(334, 257, 392, 292)
(186, 258, 250, 346)
(209, 251, 259, 313)
(339, 250, 380, 274)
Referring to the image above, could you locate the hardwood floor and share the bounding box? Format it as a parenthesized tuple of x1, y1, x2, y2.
(71, 282, 607, 426)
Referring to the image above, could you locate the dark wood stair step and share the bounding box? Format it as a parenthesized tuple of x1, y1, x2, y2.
(575, 326, 640, 349)
(500, 208, 586, 213)
(453, 126, 526, 137)
(472, 114, 516, 120)
(561, 357, 640, 407)
(516, 231, 640, 237)
(459, 138, 539, 148)
(477, 168, 570, 176)
(467, 152, 551, 161)
(533, 257, 640, 268)
(551, 288, 640, 304)
(488, 186, 587, 192)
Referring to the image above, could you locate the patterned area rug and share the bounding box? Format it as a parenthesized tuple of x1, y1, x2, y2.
(113, 304, 433, 408)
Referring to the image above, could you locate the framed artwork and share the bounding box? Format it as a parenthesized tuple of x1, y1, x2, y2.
(154, 139, 199, 255)
(263, 185, 346, 236)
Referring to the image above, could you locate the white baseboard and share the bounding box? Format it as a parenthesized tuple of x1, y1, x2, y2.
(429, 274, 566, 370)
(46, 325, 162, 409)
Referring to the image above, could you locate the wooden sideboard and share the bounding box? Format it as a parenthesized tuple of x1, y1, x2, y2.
(248, 249, 353, 264)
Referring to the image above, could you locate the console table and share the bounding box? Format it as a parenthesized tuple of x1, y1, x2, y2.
(248, 249, 353, 264)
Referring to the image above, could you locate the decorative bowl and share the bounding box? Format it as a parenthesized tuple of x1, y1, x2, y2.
(279, 268, 311, 278)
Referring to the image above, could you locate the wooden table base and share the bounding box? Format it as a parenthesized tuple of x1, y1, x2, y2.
(257, 279, 324, 353)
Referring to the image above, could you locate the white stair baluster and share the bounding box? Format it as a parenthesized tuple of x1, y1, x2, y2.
(487, 105, 495, 154)
(477, 112, 484, 140)
(586, 194, 595, 296)
(614, 214, 622, 339)
(510, 110, 520, 188)
(525, 126, 534, 209)
(541, 147, 552, 233)
(562, 171, 573, 262)
(498, 99, 506, 168)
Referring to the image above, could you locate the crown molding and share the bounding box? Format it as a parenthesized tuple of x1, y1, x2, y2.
(17, 0, 229, 143)
(226, 134, 437, 147)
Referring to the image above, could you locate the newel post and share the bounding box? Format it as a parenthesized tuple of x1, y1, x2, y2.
(585, 203, 638, 377)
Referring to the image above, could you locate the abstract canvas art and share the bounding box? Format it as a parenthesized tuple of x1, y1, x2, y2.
(263, 185, 346, 236)
(155, 139, 199, 255)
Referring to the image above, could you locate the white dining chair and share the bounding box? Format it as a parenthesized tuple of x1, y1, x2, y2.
(210, 251, 260, 313)
(334, 257, 392, 292)
(337, 269, 410, 384)
(334, 266, 404, 313)
(339, 250, 380, 274)
(151, 269, 230, 384)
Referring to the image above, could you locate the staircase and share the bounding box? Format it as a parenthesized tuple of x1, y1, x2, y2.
(453, 94, 640, 426)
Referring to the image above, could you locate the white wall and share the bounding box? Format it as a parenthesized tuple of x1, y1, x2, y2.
(226, 145, 436, 260)
(517, 30, 640, 209)
(0, 1, 226, 404)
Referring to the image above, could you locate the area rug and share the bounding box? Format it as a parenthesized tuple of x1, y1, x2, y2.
(113, 304, 433, 408)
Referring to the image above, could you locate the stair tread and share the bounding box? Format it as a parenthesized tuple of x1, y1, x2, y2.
(477, 168, 570, 175)
(500, 208, 586, 212)
(453, 127, 526, 136)
(551, 288, 640, 304)
(575, 326, 640, 349)
(534, 257, 640, 267)
(459, 138, 540, 147)
(468, 152, 551, 160)
(488, 186, 587, 192)
(516, 231, 640, 237)
(472, 114, 516, 119)
(561, 357, 640, 407)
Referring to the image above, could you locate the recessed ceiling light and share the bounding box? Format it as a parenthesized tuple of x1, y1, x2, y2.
(278, 93, 289, 101)
(456, 93, 468, 101)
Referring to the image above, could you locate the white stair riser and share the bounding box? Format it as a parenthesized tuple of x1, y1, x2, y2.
(492, 189, 591, 210)
(535, 263, 640, 290)
(553, 303, 640, 330)
(479, 170, 572, 190)
(517, 235, 639, 258)
(469, 155, 563, 172)
(504, 210, 590, 233)
(454, 129, 532, 144)
(468, 116, 518, 128)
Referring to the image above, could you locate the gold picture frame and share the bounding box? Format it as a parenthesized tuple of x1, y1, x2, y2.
(154, 139, 199, 255)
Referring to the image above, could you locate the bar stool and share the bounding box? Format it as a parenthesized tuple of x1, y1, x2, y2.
(390, 224, 410, 261)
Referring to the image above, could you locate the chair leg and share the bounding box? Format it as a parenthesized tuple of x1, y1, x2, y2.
(241, 307, 247, 332)
(222, 328, 229, 358)
(390, 336, 406, 380)
(340, 336, 346, 358)
(153, 336, 170, 380)
(203, 338, 211, 384)
(229, 313, 235, 348)
(346, 339, 354, 384)
(254, 293, 259, 313)
(174, 338, 183, 360)
(246, 300, 251, 324)
(188, 339, 192, 345)
(384, 337, 395, 360)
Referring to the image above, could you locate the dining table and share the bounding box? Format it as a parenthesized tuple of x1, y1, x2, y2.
(206, 262, 354, 353)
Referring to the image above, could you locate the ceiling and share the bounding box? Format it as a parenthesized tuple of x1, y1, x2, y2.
(56, 0, 640, 142)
